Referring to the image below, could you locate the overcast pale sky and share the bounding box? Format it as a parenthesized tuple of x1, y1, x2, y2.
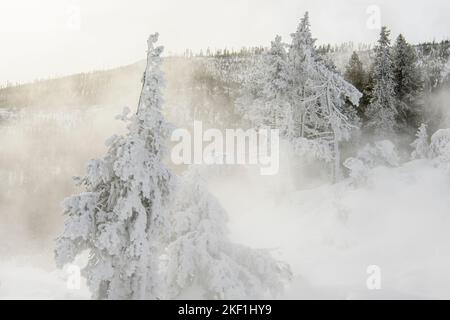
(0, 0, 448, 85)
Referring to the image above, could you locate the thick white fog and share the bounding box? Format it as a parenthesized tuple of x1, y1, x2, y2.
(0, 1, 449, 300)
(1, 86, 450, 299)
(2, 106, 450, 299)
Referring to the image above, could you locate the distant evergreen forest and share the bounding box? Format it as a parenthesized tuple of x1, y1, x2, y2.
(0, 39, 448, 136)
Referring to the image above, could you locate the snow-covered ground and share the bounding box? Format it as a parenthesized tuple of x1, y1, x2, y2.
(0, 260, 90, 299)
(1, 106, 450, 299)
(1, 156, 450, 299)
(210, 158, 450, 300)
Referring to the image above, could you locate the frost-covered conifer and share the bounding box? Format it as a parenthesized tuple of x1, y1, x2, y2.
(55, 33, 174, 299)
(393, 34, 423, 133)
(411, 124, 430, 160)
(345, 52, 366, 94)
(286, 11, 319, 139)
(365, 27, 398, 137)
(237, 35, 290, 133)
(165, 169, 291, 299)
(238, 12, 361, 181)
(313, 62, 361, 181)
(345, 51, 369, 118)
(287, 12, 361, 180)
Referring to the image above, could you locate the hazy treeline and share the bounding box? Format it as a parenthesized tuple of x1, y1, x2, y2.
(344, 39, 449, 137)
(1, 40, 447, 133)
(0, 63, 144, 110)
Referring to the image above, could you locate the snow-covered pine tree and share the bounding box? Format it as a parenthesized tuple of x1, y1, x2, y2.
(393, 34, 423, 134)
(287, 12, 361, 181)
(55, 33, 174, 300)
(286, 11, 319, 140)
(345, 52, 366, 94)
(259, 35, 291, 132)
(238, 12, 361, 181)
(411, 123, 430, 160)
(236, 35, 290, 133)
(365, 26, 398, 138)
(313, 63, 361, 181)
(165, 169, 291, 299)
(345, 51, 369, 119)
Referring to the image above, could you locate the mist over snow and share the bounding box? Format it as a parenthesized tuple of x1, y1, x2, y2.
(2, 140, 450, 299)
(0, 3, 449, 300)
(209, 159, 450, 299)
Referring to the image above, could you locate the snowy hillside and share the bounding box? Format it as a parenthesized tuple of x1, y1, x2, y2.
(2, 155, 450, 299)
(214, 158, 450, 299)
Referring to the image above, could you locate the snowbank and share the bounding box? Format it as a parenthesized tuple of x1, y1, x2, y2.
(210, 157, 450, 299)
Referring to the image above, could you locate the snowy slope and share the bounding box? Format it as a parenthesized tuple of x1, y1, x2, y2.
(1, 154, 450, 299)
(2, 158, 450, 299)
(210, 159, 450, 299)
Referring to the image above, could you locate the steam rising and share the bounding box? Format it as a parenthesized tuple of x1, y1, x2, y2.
(0, 54, 449, 298)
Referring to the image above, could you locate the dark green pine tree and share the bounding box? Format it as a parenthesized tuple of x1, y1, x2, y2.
(344, 51, 369, 120)
(393, 34, 423, 135)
